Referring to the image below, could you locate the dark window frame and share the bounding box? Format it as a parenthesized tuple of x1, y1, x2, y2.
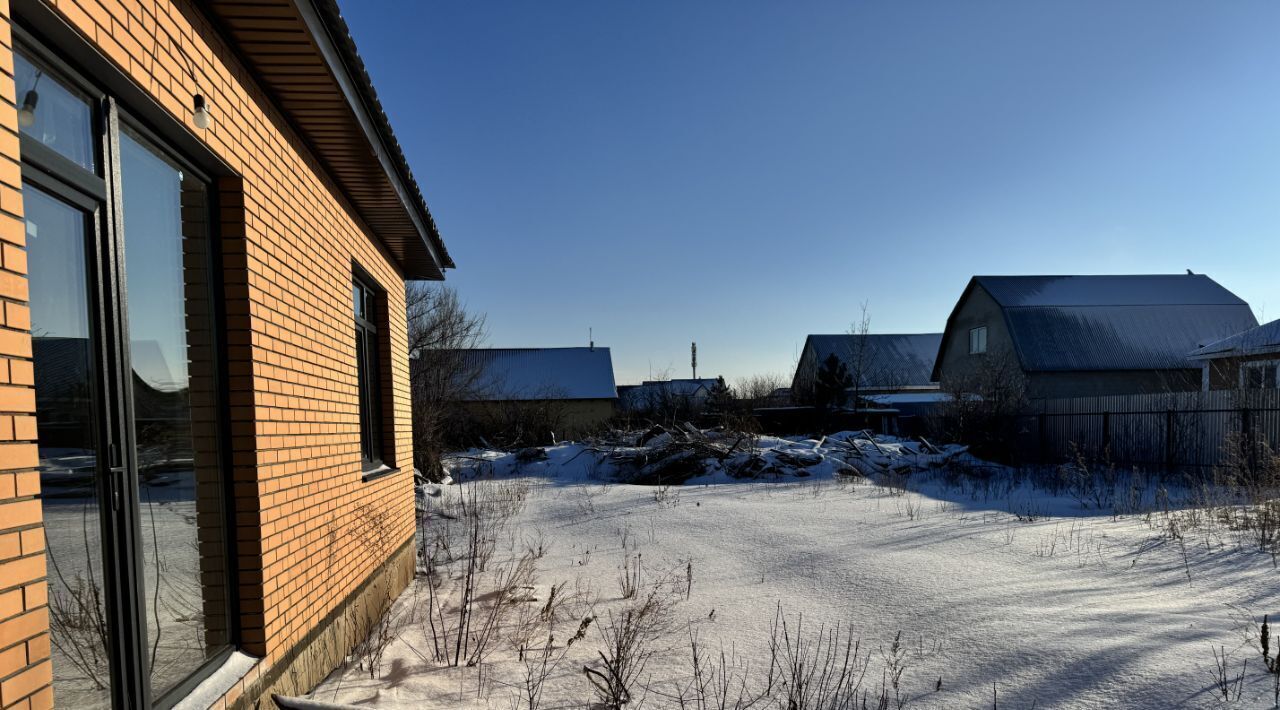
(1241, 360, 1280, 390)
(15, 21, 238, 710)
(352, 272, 390, 476)
(969, 326, 988, 355)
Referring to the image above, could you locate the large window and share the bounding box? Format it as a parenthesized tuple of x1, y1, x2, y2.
(969, 326, 988, 354)
(19, 39, 231, 709)
(353, 276, 384, 469)
(1241, 361, 1280, 390)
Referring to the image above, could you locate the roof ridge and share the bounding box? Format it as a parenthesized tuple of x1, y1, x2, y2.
(808, 332, 944, 337)
(975, 273, 1212, 278)
(463, 346, 609, 351)
(1005, 303, 1246, 308)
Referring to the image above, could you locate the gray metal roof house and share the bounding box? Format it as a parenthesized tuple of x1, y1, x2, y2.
(791, 333, 944, 404)
(444, 347, 619, 434)
(933, 274, 1258, 399)
(459, 347, 618, 401)
(1190, 318, 1280, 391)
(618, 378, 720, 412)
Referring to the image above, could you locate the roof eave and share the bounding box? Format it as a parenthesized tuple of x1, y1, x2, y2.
(204, 0, 453, 280)
(298, 0, 454, 275)
(1190, 344, 1280, 361)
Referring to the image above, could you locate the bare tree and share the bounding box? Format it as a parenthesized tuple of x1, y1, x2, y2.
(846, 302, 875, 411)
(472, 384, 572, 448)
(934, 350, 1027, 460)
(407, 283, 487, 479)
(734, 372, 788, 410)
(618, 371, 707, 427)
(845, 302, 907, 410)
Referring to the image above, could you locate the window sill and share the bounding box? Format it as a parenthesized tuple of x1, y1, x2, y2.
(361, 464, 400, 483)
(169, 650, 259, 710)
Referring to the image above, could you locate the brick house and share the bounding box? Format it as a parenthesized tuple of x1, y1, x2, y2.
(0, 1, 452, 708)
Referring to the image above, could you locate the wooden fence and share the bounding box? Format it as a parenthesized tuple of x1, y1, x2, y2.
(1016, 389, 1280, 473)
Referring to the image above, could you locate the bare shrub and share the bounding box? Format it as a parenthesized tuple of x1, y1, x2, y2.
(766, 603, 873, 709)
(1208, 645, 1246, 702)
(472, 393, 572, 449)
(617, 553, 642, 600)
(420, 479, 538, 667)
(654, 483, 680, 507)
(1057, 443, 1121, 511)
(348, 588, 403, 679)
(657, 629, 767, 710)
(1217, 434, 1280, 552)
(347, 504, 407, 678)
(931, 351, 1027, 462)
(520, 616, 594, 710)
(584, 584, 676, 708)
(902, 497, 920, 521)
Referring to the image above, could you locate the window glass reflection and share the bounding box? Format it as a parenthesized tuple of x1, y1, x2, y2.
(26, 185, 111, 709)
(119, 128, 226, 697)
(15, 52, 97, 173)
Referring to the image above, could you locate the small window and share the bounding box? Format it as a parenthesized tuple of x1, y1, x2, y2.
(15, 51, 97, 172)
(354, 276, 384, 468)
(1241, 361, 1279, 390)
(969, 326, 988, 354)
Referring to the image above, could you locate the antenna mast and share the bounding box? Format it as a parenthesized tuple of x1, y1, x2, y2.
(691, 342, 697, 379)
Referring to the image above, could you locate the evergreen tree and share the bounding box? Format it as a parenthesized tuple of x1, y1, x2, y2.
(705, 375, 735, 415)
(813, 353, 853, 411)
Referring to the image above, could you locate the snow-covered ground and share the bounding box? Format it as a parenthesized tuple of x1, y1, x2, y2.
(312, 435, 1280, 709)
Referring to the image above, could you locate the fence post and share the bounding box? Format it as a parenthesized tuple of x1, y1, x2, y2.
(1164, 409, 1175, 472)
(1038, 413, 1047, 464)
(1241, 408, 1255, 476)
(1101, 411, 1111, 456)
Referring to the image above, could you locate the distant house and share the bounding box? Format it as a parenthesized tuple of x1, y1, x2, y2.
(791, 333, 944, 404)
(764, 387, 794, 407)
(455, 347, 619, 432)
(1190, 319, 1280, 391)
(619, 378, 719, 414)
(933, 275, 1259, 399)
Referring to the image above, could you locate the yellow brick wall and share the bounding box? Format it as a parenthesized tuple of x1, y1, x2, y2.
(0, 0, 419, 706)
(0, 0, 54, 706)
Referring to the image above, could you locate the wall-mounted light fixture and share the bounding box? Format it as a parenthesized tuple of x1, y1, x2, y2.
(192, 94, 211, 130)
(18, 90, 38, 128)
(18, 71, 41, 128)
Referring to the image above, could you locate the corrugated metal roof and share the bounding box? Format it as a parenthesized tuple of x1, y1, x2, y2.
(1004, 305, 1257, 371)
(459, 348, 617, 401)
(639, 379, 718, 395)
(964, 275, 1258, 372)
(1191, 319, 1280, 360)
(976, 275, 1246, 308)
(799, 333, 943, 387)
(618, 379, 718, 410)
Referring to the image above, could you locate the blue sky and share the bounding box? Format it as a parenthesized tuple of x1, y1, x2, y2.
(340, 1, 1280, 384)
